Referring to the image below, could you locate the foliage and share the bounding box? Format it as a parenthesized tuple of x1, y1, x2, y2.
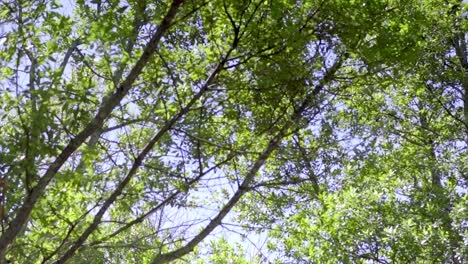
(0, 0, 466, 263)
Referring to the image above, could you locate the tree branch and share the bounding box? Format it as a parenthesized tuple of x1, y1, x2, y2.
(54, 46, 232, 264)
(149, 55, 346, 263)
(86, 152, 236, 248)
(0, 0, 185, 256)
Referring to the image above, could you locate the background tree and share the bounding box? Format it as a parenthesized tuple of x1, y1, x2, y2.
(263, 0, 468, 263)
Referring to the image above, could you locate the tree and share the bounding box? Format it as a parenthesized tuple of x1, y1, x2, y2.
(263, 1, 468, 263)
(0, 0, 466, 263)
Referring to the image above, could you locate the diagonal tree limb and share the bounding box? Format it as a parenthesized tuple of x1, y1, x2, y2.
(53, 39, 81, 85)
(86, 152, 236, 248)
(54, 47, 234, 264)
(150, 54, 347, 264)
(0, 0, 185, 255)
(151, 105, 304, 264)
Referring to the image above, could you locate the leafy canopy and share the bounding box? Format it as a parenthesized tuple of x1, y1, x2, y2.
(0, 0, 466, 263)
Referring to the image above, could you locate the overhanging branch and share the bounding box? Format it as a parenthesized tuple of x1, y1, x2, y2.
(0, 0, 185, 256)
